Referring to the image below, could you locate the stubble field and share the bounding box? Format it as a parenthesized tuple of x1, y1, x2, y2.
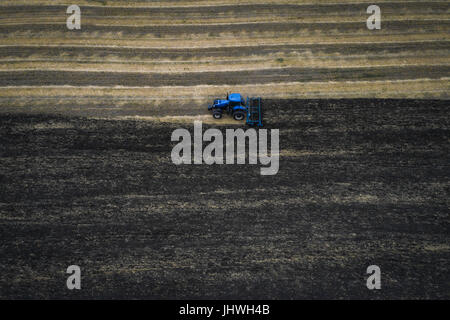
(0, 0, 448, 111)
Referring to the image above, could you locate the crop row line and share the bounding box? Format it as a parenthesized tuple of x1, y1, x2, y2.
(2, 0, 447, 8)
(1, 39, 448, 50)
(2, 17, 449, 27)
(1, 59, 448, 73)
(0, 66, 448, 87)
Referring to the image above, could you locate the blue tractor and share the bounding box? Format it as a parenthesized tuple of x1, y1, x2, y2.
(208, 93, 263, 126)
(208, 93, 247, 121)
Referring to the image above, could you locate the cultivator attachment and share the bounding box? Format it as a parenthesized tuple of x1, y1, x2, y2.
(246, 97, 263, 127)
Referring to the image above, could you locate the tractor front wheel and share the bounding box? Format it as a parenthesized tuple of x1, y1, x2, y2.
(213, 111, 222, 119)
(233, 111, 245, 121)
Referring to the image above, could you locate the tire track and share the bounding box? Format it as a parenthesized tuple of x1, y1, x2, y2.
(1, 20, 447, 36)
(1, 41, 448, 60)
(1, 65, 448, 87)
(1, 2, 447, 18)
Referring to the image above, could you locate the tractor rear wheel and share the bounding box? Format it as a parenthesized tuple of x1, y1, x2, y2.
(233, 111, 245, 121)
(213, 111, 222, 119)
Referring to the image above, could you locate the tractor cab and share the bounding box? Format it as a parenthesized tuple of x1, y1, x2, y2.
(228, 93, 246, 107)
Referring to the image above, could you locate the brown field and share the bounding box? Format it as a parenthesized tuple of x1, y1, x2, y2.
(1, 99, 449, 299)
(0, 1, 449, 300)
(0, 1, 448, 109)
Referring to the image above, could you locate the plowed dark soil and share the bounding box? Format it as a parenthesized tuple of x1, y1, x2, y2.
(0, 99, 448, 299)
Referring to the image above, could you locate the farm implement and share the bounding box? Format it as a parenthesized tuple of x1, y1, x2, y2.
(208, 93, 263, 127)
